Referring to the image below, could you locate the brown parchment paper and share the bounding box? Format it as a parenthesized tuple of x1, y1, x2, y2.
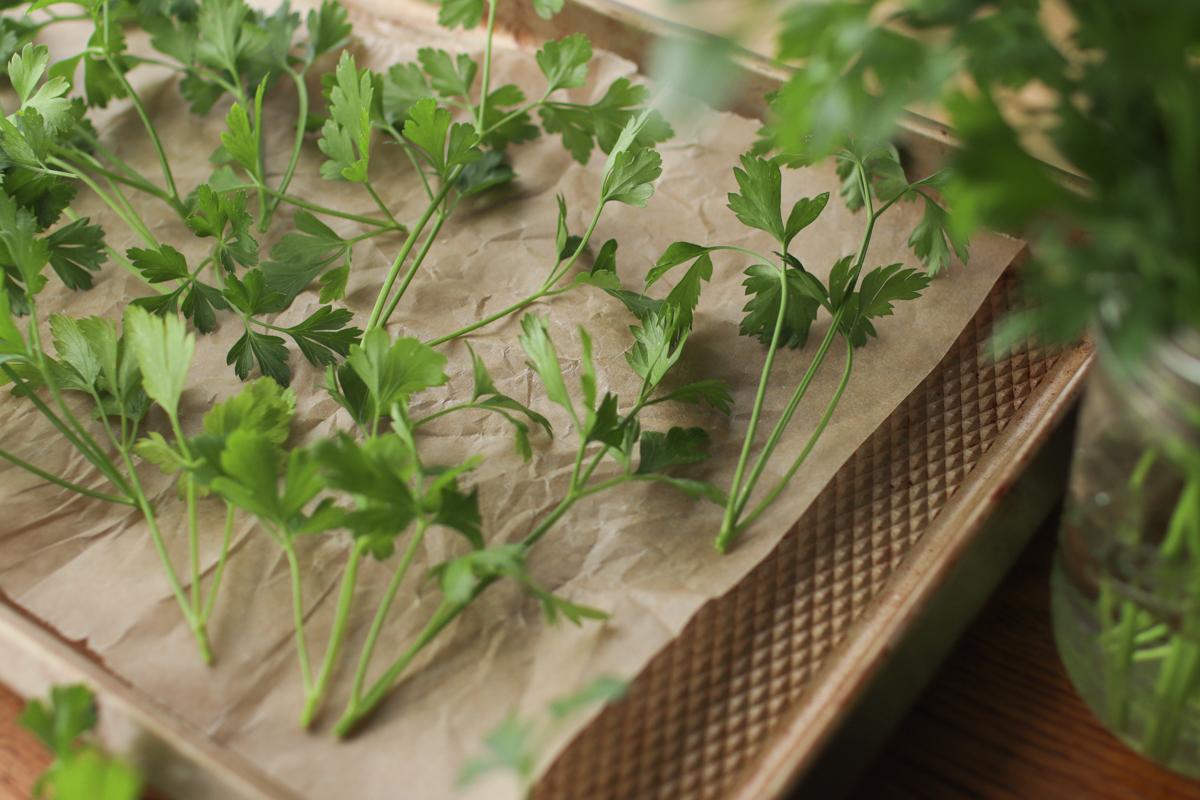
(0, 2, 1023, 798)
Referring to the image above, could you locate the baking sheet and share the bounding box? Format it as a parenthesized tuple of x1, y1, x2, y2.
(0, 3, 1021, 798)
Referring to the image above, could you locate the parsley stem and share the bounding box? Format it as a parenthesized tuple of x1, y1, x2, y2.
(0, 445, 133, 506)
(20, 325, 132, 497)
(424, 202, 605, 346)
(335, 597, 459, 738)
(336, 468, 636, 736)
(103, 53, 181, 208)
(1, 365, 125, 494)
(385, 125, 435, 201)
(302, 539, 367, 728)
(281, 536, 315, 692)
(56, 148, 173, 207)
(50, 158, 158, 247)
(223, 183, 397, 228)
(410, 401, 485, 428)
(724, 308, 843, 544)
(708, 244, 777, 265)
(717, 263, 789, 552)
(378, 211, 448, 326)
(346, 518, 431, 707)
(364, 180, 400, 229)
(475, 0, 499, 133)
(366, 173, 459, 331)
(68, 127, 158, 188)
(201, 503, 236, 624)
(260, 67, 309, 232)
(480, 95, 546, 138)
(185, 473, 201, 613)
(734, 338, 854, 535)
(120, 447, 212, 664)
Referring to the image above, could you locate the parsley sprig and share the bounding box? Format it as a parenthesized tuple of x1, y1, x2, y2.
(650, 146, 951, 551)
(21, 684, 141, 800)
(0, 241, 234, 661)
(361, 0, 671, 333)
(331, 308, 723, 736)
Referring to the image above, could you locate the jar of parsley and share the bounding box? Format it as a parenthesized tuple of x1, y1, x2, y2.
(1053, 326, 1200, 775)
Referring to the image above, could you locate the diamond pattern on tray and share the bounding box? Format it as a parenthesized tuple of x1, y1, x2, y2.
(533, 271, 1056, 800)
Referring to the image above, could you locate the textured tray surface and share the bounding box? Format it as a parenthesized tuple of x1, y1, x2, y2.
(534, 270, 1056, 799)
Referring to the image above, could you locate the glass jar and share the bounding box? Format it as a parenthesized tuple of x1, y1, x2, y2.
(1053, 326, 1200, 775)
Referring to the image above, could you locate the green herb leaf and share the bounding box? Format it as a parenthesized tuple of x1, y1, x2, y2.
(319, 51, 374, 183)
(285, 305, 361, 367)
(48, 748, 142, 800)
(540, 78, 672, 164)
(437, 0, 483, 29)
(536, 33, 591, 93)
(346, 329, 448, 418)
(45, 218, 106, 290)
(403, 97, 481, 179)
(636, 426, 709, 474)
(841, 262, 930, 346)
(124, 304, 194, 417)
(261, 211, 349, 303)
(186, 185, 258, 270)
(222, 269, 285, 316)
(227, 327, 290, 385)
(127, 244, 189, 283)
(652, 379, 733, 415)
(907, 194, 969, 274)
(8, 44, 72, 132)
(739, 264, 821, 349)
(517, 314, 573, 418)
(18, 684, 95, 759)
(220, 100, 260, 179)
(203, 376, 297, 444)
(305, 0, 352, 64)
(417, 47, 478, 100)
(784, 192, 830, 246)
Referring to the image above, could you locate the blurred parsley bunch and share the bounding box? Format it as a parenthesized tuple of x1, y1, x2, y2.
(764, 0, 1200, 359)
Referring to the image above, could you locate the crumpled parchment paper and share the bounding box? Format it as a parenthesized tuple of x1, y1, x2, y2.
(0, 2, 1023, 797)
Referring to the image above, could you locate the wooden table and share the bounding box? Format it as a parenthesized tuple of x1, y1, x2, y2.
(4, 518, 1200, 799)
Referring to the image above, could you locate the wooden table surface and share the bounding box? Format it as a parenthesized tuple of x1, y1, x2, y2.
(4, 518, 1200, 799)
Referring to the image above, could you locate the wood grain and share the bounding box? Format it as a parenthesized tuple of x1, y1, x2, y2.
(849, 519, 1200, 800)
(0, 678, 47, 800)
(4, 519, 1200, 799)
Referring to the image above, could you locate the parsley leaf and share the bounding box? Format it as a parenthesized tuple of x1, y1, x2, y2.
(318, 51, 374, 183)
(417, 48, 478, 101)
(261, 211, 349, 303)
(518, 314, 573, 418)
(45, 217, 106, 290)
(739, 264, 822, 349)
(536, 34, 591, 94)
(840, 263, 930, 346)
(403, 97, 482, 180)
(18, 685, 95, 760)
(284, 305, 361, 367)
(345, 329, 448, 419)
(907, 194, 969, 274)
(437, 0, 483, 29)
(636, 426, 710, 474)
(599, 113, 663, 207)
(185, 185, 258, 270)
(305, 0, 352, 65)
(124, 304, 194, 418)
(540, 78, 672, 164)
(227, 327, 290, 385)
(204, 376, 296, 444)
